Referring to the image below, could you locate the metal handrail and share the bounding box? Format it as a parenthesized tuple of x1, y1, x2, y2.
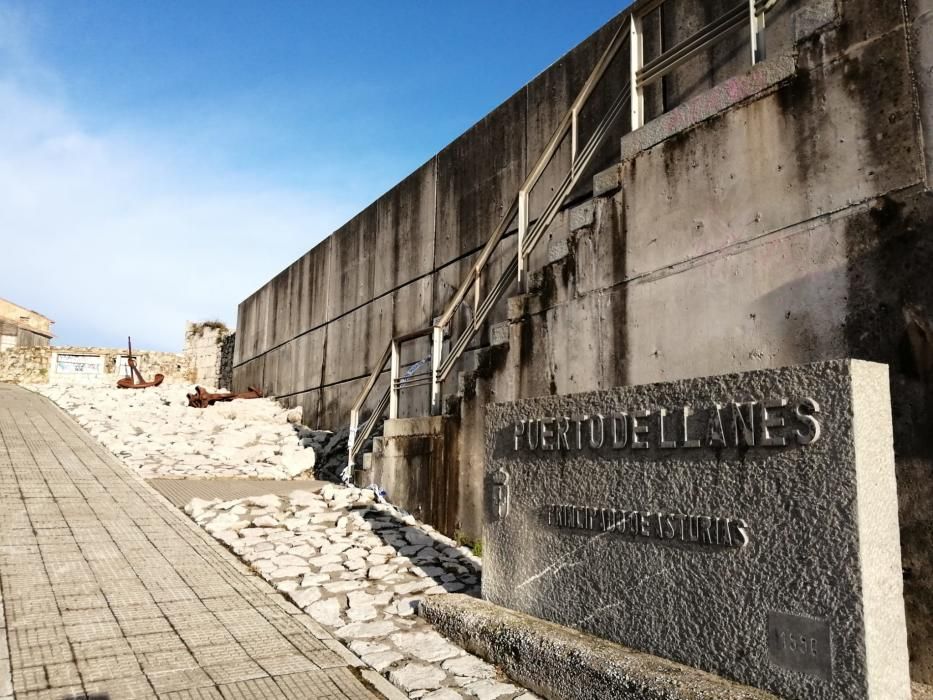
(348, 0, 778, 473)
(432, 23, 633, 390)
(347, 326, 432, 472)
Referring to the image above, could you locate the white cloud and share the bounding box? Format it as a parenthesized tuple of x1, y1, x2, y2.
(0, 12, 358, 352)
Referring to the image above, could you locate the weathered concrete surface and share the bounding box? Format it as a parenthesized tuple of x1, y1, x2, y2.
(363, 416, 461, 538)
(233, 0, 806, 412)
(421, 594, 780, 700)
(234, 0, 933, 682)
(453, 1, 933, 681)
(484, 360, 908, 700)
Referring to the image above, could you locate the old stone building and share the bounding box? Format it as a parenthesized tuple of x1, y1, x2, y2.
(0, 297, 53, 350)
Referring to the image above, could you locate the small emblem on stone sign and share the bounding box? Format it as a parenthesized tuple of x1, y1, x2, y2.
(767, 611, 832, 681)
(491, 469, 510, 520)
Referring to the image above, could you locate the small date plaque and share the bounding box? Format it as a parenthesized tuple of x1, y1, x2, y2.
(767, 611, 832, 681)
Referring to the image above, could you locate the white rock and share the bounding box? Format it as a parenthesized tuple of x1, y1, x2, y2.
(184, 497, 218, 515)
(307, 599, 343, 627)
(388, 663, 446, 692)
(323, 580, 365, 593)
(335, 620, 397, 639)
(311, 512, 341, 525)
(391, 597, 421, 617)
(288, 545, 319, 558)
(283, 516, 311, 530)
(204, 513, 248, 534)
(367, 564, 396, 580)
(464, 680, 518, 700)
(245, 494, 282, 509)
(270, 566, 309, 580)
(308, 554, 343, 568)
(288, 587, 322, 608)
(390, 631, 462, 662)
(422, 690, 463, 700)
(394, 580, 434, 595)
(362, 649, 403, 671)
(281, 449, 316, 477)
(271, 554, 308, 568)
(347, 641, 387, 656)
(290, 489, 323, 506)
(442, 656, 494, 679)
(320, 484, 342, 500)
(300, 573, 330, 587)
(346, 605, 377, 622)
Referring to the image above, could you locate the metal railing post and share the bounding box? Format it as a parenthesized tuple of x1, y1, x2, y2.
(347, 408, 358, 469)
(630, 12, 645, 131)
(571, 108, 579, 170)
(431, 325, 444, 415)
(517, 190, 529, 288)
(389, 340, 400, 420)
(473, 271, 481, 329)
(749, 0, 765, 64)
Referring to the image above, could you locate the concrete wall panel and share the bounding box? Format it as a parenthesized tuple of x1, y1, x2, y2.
(434, 91, 528, 268)
(620, 28, 921, 285)
(624, 217, 850, 386)
(291, 327, 326, 396)
(391, 275, 434, 341)
(322, 294, 393, 386)
(297, 239, 333, 335)
(232, 356, 264, 393)
(325, 204, 378, 322)
(373, 161, 437, 299)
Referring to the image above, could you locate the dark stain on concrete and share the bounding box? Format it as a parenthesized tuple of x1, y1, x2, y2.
(608, 194, 628, 387)
(844, 190, 933, 681)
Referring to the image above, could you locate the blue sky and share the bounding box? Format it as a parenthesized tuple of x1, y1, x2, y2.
(0, 1, 626, 351)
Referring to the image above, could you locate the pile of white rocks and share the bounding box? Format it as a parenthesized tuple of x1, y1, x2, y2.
(188, 485, 535, 700)
(29, 383, 316, 479)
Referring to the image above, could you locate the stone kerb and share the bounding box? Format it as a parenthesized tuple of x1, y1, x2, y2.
(483, 359, 909, 700)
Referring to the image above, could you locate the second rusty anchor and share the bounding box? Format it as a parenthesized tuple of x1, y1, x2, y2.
(186, 385, 263, 408)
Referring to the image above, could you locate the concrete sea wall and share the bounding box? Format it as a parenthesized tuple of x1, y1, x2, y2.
(234, 0, 933, 681)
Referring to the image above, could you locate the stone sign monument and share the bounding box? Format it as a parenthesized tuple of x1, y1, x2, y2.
(483, 360, 910, 699)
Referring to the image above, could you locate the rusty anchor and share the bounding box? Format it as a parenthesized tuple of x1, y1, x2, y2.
(116, 337, 165, 389)
(186, 385, 263, 408)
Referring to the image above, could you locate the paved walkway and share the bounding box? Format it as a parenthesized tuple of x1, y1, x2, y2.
(0, 384, 383, 700)
(147, 479, 327, 509)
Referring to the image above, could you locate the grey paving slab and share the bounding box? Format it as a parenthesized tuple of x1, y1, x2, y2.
(147, 478, 327, 508)
(0, 383, 381, 699)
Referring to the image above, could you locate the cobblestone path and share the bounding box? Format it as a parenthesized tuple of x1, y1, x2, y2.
(0, 384, 385, 700)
